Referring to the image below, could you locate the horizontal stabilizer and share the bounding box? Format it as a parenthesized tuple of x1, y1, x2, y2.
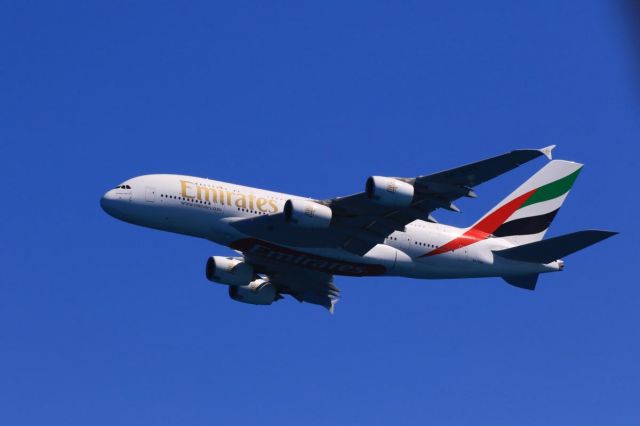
(494, 230, 617, 264)
(503, 274, 539, 290)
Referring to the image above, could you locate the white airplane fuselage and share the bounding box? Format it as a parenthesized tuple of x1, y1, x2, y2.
(101, 174, 562, 280)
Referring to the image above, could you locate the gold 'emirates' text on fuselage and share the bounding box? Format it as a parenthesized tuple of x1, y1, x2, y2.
(180, 180, 279, 213)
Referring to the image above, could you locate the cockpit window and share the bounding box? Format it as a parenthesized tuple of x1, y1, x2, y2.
(114, 184, 132, 190)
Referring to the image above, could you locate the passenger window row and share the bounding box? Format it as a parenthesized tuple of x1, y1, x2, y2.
(237, 207, 267, 215)
(159, 194, 268, 216)
(415, 241, 437, 248)
(160, 194, 212, 204)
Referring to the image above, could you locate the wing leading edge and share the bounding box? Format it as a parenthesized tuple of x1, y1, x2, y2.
(326, 146, 555, 255)
(230, 146, 554, 256)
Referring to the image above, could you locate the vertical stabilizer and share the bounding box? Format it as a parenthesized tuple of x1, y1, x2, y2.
(468, 160, 583, 245)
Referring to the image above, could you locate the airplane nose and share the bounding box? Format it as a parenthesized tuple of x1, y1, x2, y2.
(100, 190, 118, 216)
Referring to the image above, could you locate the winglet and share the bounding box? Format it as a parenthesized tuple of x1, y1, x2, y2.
(540, 145, 556, 160)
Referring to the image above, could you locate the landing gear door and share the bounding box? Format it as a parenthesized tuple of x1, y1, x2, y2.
(145, 186, 156, 202)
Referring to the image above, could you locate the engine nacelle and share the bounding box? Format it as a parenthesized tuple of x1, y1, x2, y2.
(283, 199, 332, 229)
(205, 256, 254, 286)
(365, 176, 414, 207)
(229, 279, 278, 305)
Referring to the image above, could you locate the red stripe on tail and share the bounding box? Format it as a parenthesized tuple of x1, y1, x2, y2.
(422, 189, 536, 257)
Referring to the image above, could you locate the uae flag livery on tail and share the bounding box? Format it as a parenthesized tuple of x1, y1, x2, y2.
(424, 160, 583, 256)
(490, 160, 582, 245)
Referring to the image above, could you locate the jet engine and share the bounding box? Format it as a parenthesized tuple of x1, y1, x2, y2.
(205, 256, 254, 286)
(229, 278, 278, 305)
(365, 176, 414, 207)
(284, 199, 332, 228)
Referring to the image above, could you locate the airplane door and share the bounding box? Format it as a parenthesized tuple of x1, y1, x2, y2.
(145, 186, 156, 202)
(402, 232, 413, 253)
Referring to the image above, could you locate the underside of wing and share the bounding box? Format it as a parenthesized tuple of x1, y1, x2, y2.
(243, 254, 340, 312)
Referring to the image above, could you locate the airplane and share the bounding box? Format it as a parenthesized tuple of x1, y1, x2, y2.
(100, 146, 616, 312)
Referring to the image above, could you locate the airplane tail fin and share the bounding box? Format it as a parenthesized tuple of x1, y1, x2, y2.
(468, 160, 583, 245)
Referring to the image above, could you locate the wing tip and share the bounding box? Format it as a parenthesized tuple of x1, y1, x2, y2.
(539, 145, 556, 160)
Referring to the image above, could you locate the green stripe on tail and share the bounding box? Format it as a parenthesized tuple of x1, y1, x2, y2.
(520, 167, 582, 208)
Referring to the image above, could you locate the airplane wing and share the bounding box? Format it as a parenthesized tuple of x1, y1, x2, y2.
(242, 253, 339, 312)
(327, 146, 555, 254)
(231, 146, 554, 255)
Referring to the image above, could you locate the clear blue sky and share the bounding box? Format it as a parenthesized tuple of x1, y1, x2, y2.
(1, 1, 638, 425)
